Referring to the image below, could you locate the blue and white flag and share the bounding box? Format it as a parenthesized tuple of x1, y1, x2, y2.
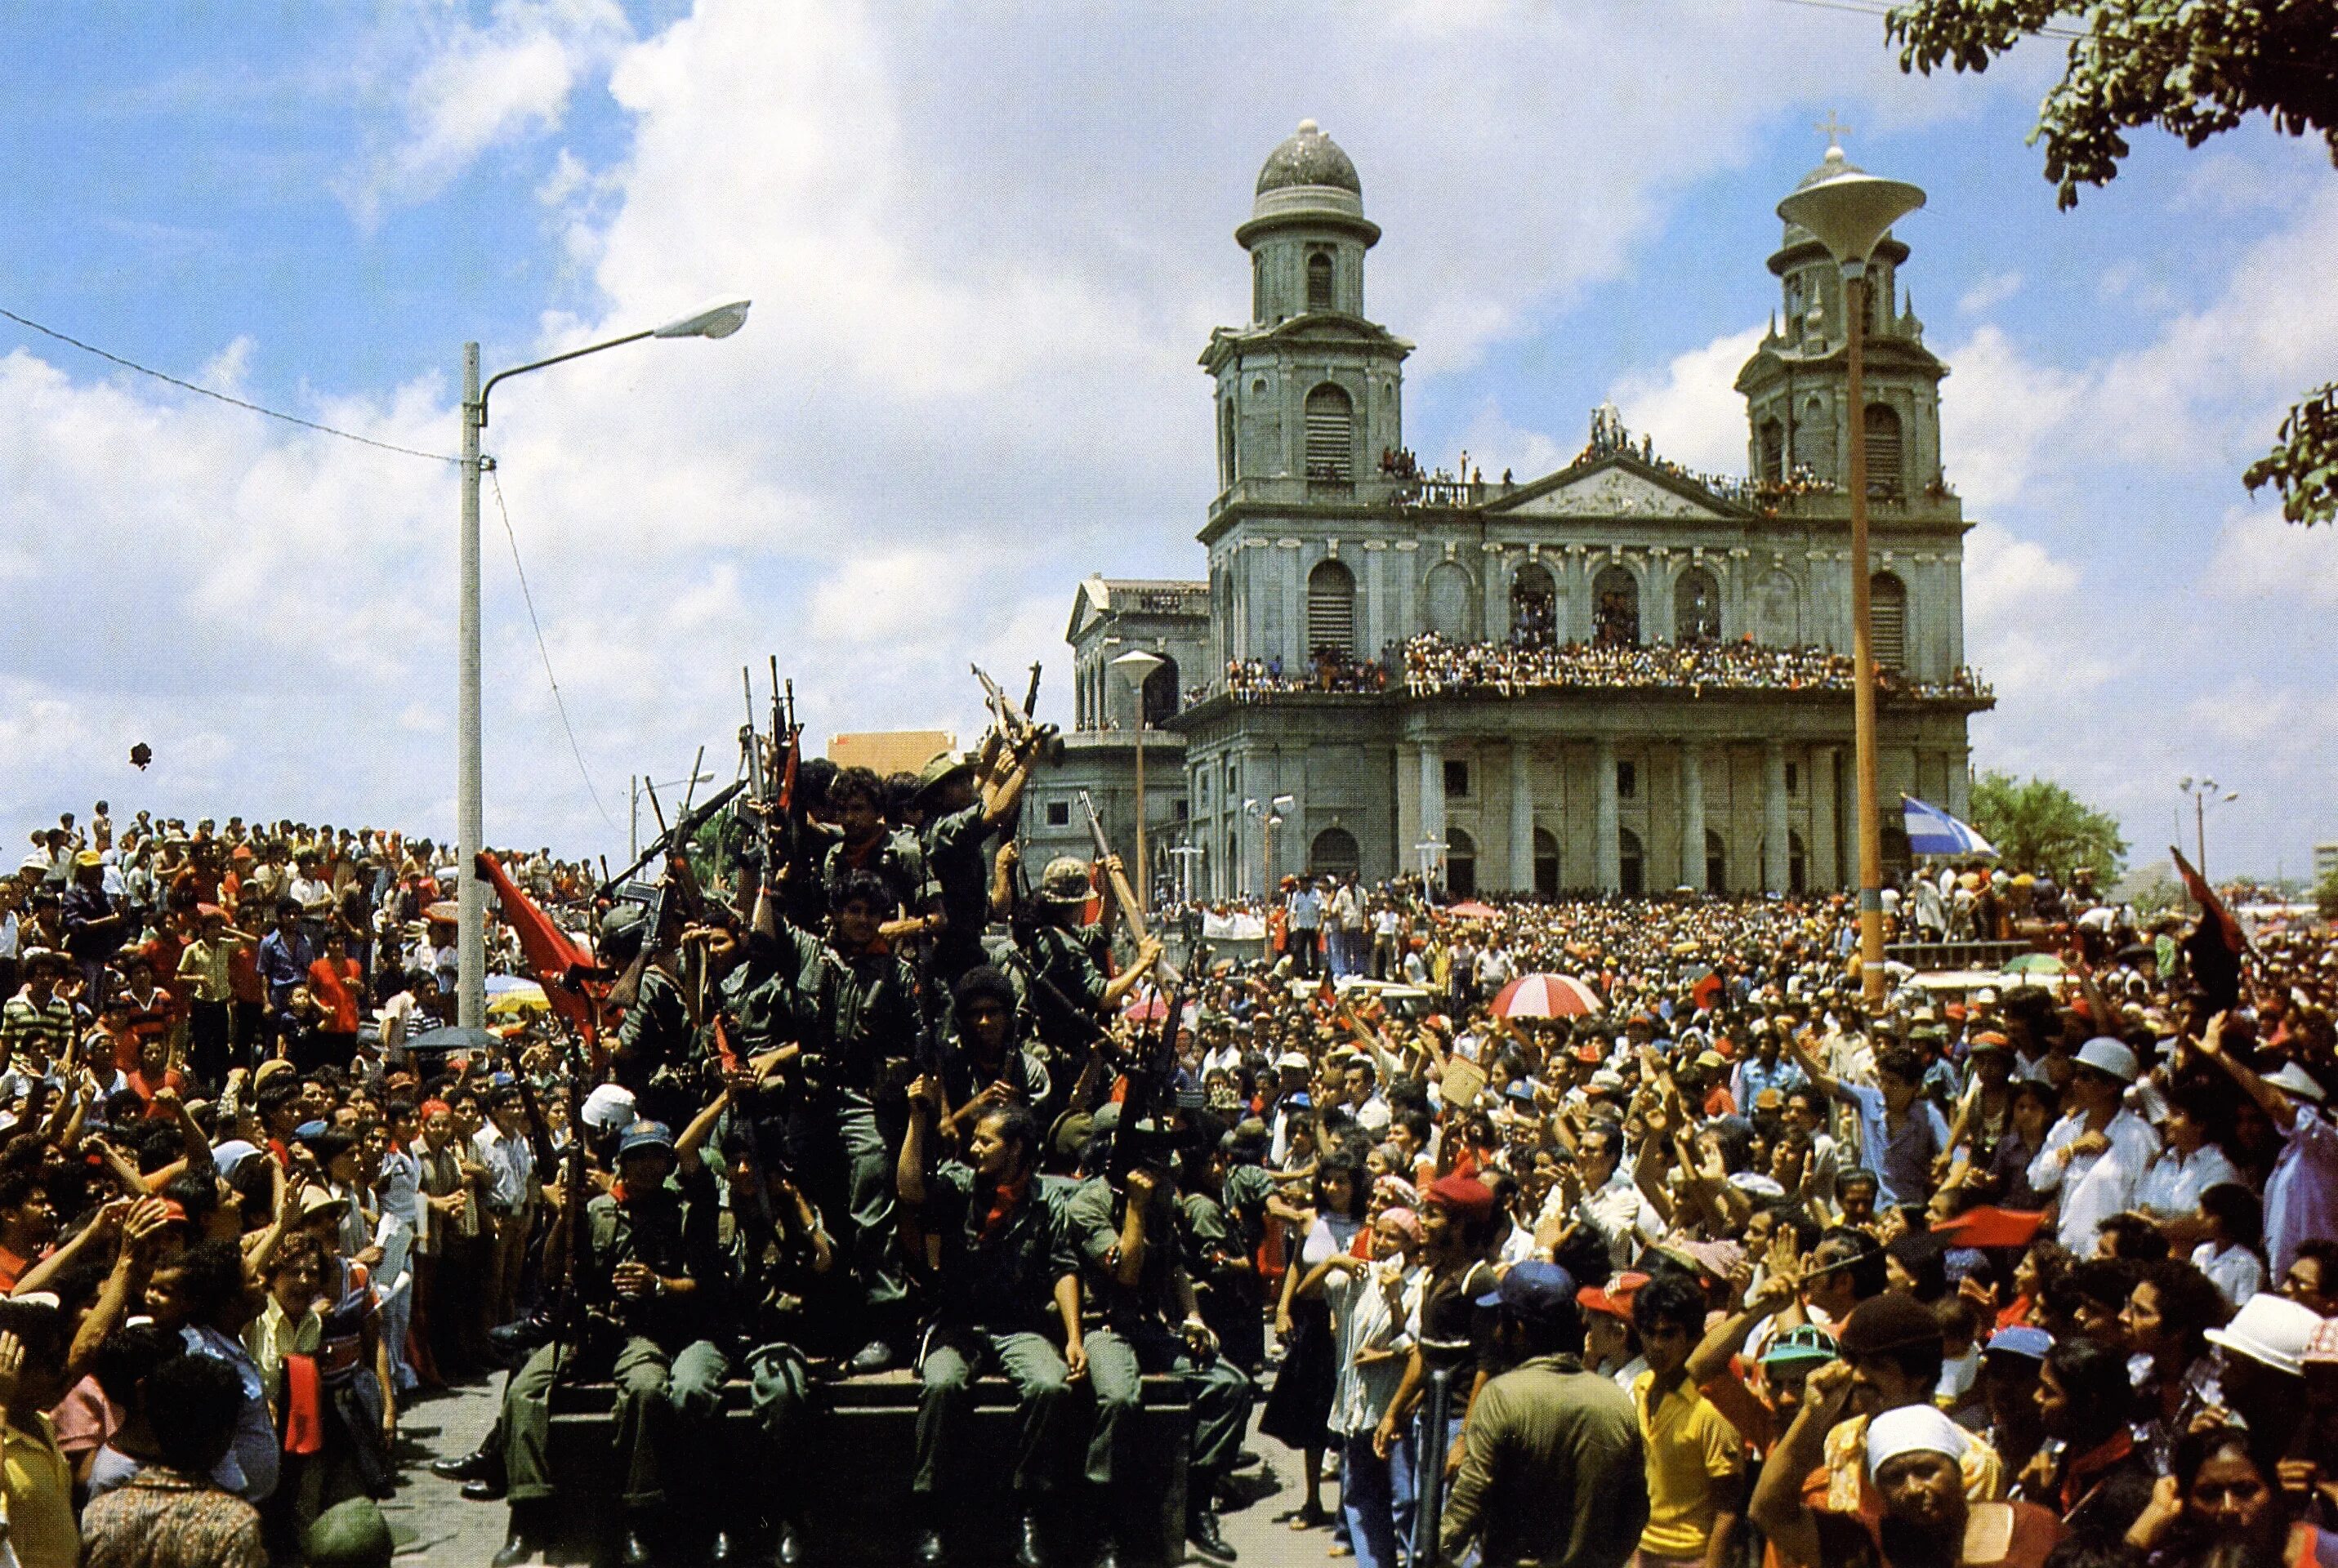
(1903, 795, 1997, 858)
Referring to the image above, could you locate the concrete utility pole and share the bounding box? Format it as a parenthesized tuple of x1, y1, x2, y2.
(1778, 131, 1923, 1009)
(454, 301, 751, 1028)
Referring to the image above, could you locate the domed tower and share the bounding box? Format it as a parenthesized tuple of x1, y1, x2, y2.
(1202, 120, 1411, 495)
(1734, 138, 1947, 501)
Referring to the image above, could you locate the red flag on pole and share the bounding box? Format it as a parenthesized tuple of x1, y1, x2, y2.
(475, 852, 602, 1037)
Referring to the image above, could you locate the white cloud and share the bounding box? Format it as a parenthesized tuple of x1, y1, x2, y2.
(2204, 504, 2338, 608)
(1935, 324, 2090, 510)
(338, 0, 631, 225)
(1957, 271, 2022, 314)
(1605, 325, 1768, 475)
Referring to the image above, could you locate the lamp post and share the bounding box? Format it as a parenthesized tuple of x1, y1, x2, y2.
(456, 301, 750, 1028)
(1267, 793, 1295, 895)
(2177, 777, 2241, 887)
(1112, 648, 1167, 915)
(1778, 135, 1923, 1009)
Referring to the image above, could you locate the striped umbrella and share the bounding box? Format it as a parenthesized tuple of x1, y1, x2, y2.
(1491, 973, 1604, 1019)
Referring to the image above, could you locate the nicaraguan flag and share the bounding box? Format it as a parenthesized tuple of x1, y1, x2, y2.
(1903, 795, 1997, 858)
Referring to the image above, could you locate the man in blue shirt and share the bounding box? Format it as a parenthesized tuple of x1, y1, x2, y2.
(1788, 1037, 1947, 1209)
(256, 898, 315, 1049)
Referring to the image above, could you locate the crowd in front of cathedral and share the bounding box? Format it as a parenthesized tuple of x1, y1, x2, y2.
(7, 723, 2338, 1568)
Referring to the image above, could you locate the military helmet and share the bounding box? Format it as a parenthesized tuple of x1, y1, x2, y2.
(1037, 856, 1092, 905)
(913, 749, 977, 800)
(597, 902, 650, 966)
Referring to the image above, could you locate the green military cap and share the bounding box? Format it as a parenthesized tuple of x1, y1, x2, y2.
(1037, 856, 1092, 905)
(304, 1498, 394, 1568)
(913, 749, 977, 800)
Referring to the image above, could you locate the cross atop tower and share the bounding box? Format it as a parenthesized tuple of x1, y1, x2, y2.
(1816, 111, 1852, 155)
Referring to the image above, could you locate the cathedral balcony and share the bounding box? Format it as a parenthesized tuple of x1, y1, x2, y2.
(1175, 638, 1993, 719)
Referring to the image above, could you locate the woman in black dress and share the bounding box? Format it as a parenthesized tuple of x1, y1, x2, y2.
(1262, 1149, 1369, 1530)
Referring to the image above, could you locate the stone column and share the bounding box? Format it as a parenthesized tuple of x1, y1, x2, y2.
(1594, 734, 1620, 893)
(1813, 745, 1842, 889)
(1418, 741, 1445, 886)
(1680, 738, 1707, 893)
(1510, 742, 1536, 894)
(1764, 737, 1791, 893)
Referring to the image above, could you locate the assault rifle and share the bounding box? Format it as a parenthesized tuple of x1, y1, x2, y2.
(597, 777, 744, 1009)
(1078, 789, 1180, 987)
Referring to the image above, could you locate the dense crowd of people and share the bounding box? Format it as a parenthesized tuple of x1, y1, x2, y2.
(5, 746, 2336, 1568)
(1189, 635, 1992, 707)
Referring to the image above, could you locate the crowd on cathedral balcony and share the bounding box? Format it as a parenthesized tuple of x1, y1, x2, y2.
(1188, 635, 1991, 708)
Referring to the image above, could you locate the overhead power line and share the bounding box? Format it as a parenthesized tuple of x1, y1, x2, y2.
(487, 463, 619, 830)
(0, 303, 457, 464)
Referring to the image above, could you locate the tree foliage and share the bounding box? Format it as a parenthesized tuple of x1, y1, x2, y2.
(1966, 769, 2129, 881)
(2316, 862, 2338, 919)
(1885, 0, 2338, 526)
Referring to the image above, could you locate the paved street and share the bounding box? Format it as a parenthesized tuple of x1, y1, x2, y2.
(391, 1377, 1331, 1566)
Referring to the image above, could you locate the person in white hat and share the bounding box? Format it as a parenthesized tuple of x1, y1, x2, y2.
(1755, 1362, 2063, 1568)
(2027, 1036, 2161, 1257)
(2202, 1292, 2326, 1469)
(2193, 1010, 2338, 1280)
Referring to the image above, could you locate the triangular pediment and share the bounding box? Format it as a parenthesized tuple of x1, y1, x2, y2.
(1490, 452, 1746, 521)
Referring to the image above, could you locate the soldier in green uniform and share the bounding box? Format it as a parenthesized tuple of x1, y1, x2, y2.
(493, 1094, 736, 1568)
(721, 1119, 838, 1567)
(897, 1089, 1082, 1568)
(820, 765, 939, 948)
(914, 742, 1037, 996)
(605, 898, 698, 1127)
(1060, 1125, 1251, 1566)
(934, 965, 1054, 1149)
(1015, 856, 1161, 1058)
(724, 868, 921, 1373)
(1179, 1121, 1275, 1374)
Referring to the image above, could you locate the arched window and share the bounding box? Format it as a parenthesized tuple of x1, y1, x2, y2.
(1674, 567, 1720, 644)
(1533, 826, 1559, 898)
(1304, 383, 1354, 481)
(1220, 399, 1236, 487)
(1705, 829, 1728, 893)
(1307, 559, 1356, 658)
(1592, 565, 1640, 647)
(1617, 826, 1644, 897)
(1510, 563, 1556, 649)
(1870, 572, 1907, 671)
(1140, 656, 1180, 727)
(1310, 826, 1360, 879)
(1758, 417, 1785, 482)
(1445, 827, 1477, 898)
(1751, 568, 1801, 647)
(1789, 831, 1808, 894)
(1864, 403, 1903, 497)
(1252, 253, 1267, 322)
(1306, 251, 1335, 311)
(1424, 561, 1472, 639)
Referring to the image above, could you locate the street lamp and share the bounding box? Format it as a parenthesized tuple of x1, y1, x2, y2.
(455, 301, 752, 1028)
(1112, 648, 1167, 915)
(2178, 777, 2242, 886)
(1778, 134, 1923, 1009)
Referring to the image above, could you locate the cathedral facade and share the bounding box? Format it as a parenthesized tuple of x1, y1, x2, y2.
(1057, 122, 1991, 900)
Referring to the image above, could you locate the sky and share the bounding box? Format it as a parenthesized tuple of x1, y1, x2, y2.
(2, 0, 2335, 881)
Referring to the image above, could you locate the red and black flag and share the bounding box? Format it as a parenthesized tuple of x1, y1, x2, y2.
(2170, 845, 2247, 1014)
(475, 851, 603, 1040)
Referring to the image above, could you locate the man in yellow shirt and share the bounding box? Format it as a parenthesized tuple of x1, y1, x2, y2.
(1632, 1272, 1745, 1568)
(0, 1298, 79, 1568)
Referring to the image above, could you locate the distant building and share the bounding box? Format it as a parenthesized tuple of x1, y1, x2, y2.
(829, 729, 957, 778)
(2316, 842, 2338, 886)
(1064, 121, 1991, 898)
